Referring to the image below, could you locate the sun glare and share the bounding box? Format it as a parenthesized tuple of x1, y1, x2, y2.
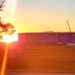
(2, 32, 18, 43)
(9, 0, 16, 22)
(3, 34, 12, 43)
(0, 19, 18, 43)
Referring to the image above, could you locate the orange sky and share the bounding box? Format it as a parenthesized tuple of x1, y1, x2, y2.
(0, 0, 75, 33)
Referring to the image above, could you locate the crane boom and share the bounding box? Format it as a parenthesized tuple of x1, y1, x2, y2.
(66, 20, 71, 32)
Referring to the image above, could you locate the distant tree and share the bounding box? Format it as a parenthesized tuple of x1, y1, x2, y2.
(0, 0, 5, 11)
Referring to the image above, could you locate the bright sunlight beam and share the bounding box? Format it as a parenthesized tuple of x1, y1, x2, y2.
(10, 0, 17, 22)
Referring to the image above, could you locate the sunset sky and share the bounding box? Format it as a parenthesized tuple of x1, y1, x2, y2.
(0, 0, 75, 33)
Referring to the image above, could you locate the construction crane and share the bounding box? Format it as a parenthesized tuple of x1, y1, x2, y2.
(66, 20, 75, 43)
(66, 20, 71, 32)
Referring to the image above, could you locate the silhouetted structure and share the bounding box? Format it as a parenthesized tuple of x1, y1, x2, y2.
(18, 32, 75, 45)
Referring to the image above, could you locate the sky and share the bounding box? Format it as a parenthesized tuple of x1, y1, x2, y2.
(0, 0, 75, 33)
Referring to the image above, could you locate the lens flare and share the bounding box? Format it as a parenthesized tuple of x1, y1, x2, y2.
(1, 44, 8, 75)
(10, 0, 16, 22)
(0, 22, 18, 75)
(0, 1, 17, 75)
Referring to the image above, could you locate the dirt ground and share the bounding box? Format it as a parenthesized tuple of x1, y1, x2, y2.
(0, 44, 75, 73)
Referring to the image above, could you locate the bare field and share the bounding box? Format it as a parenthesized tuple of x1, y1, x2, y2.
(0, 44, 75, 73)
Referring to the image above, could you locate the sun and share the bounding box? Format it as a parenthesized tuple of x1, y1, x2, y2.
(3, 34, 12, 43)
(0, 20, 18, 44)
(2, 32, 18, 44)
